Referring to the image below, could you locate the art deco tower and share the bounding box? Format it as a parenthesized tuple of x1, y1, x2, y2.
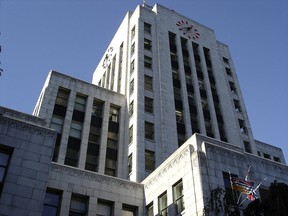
(92, 4, 256, 182)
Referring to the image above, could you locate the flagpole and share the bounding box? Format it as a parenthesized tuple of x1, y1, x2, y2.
(236, 192, 242, 205)
(254, 177, 267, 192)
(229, 170, 237, 203)
(245, 165, 251, 181)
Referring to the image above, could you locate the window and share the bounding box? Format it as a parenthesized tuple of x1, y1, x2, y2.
(105, 158, 117, 176)
(109, 106, 119, 123)
(128, 154, 132, 174)
(145, 122, 154, 140)
(69, 194, 88, 216)
(55, 88, 70, 107)
(65, 120, 83, 167)
(144, 75, 153, 91)
(74, 95, 86, 112)
(175, 110, 183, 123)
(145, 150, 155, 171)
(274, 156, 281, 162)
(129, 126, 133, 144)
(145, 97, 153, 114)
(173, 180, 184, 213)
(50, 116, 64, 162)
(144, 22, 151, 34)
(233, 99, 241, 112)
(131, 43, 135, 56)
(130, 79, 134, 95)
(105, 126, 119, 177)
(65, 136, 81, 167)
(91, 100, 104, 128)
(263, 153, 271, 159)
(122, 204, 137, 216)
(53, 88, 70, 117)
(243, 141, 252, 153)
(0, 146, 13, 196)
(229, 81, 237, 93)
(97, 199, 113, 216)
(50, 116, 64, 134)
(130, 60, 135, 74)
(222, 172, 239, 205)
(146, 202, 153, 216)
(131, 26, 136, 39)
(223, 57, 229, 64)
(51, 88, 70, 161)
(174, 87, 182, 100)
(144, 38, 152, 50)
(225, 67, 232, 76)
(238, 119, 247, 134)
(129, 101, 134, 118)
(158, 192, 168, 216)
(144, 55, 152, 69)
(70, 121, 82, 139)
(41, 189, 62, 216)
(85, 140, 99, 172)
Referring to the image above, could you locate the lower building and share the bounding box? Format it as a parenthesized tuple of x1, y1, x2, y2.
(0, 107, 56, 215)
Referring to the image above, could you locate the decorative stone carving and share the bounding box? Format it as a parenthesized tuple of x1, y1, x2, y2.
(52, 164, 143, 190)
(205, 143, 288, 178)
(0, 107, 46, 126)
(0, 116, 55, 137)
(144, 147, 190, 189)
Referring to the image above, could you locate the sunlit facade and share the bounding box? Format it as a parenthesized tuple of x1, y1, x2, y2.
(0, 3, 287, 216)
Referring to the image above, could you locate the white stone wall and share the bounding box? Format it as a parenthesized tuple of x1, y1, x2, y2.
(33, 71, 128, 178)
(255, 139, 286, 164)
(142, 133, 288, 215)
(89, 3, 263, 182)
(48, 163, 144, 216)
(0, 107, 56, 216)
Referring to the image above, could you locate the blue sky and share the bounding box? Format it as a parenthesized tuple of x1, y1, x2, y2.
(1, 0, 287, 161)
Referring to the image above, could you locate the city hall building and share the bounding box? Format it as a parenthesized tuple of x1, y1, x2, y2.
(1, 3, 287, 216)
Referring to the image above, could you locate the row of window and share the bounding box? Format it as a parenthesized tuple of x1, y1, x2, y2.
(203, 47, 227, 142)
(51, 88, 121, 177)
(41, 188, 138, 216)
(257, 151, 281, 162)
(146, 179, 184, 216)
(169, 32, 187, 146)
(223, 57, 252, 151)
(98, 42, 124, 93)
(129, 22, 156, 177)
(170, 31, 228, 143)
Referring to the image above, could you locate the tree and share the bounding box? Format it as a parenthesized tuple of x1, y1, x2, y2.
(244, 181, 288, 216)
(203, 187, 240, 216)
(204, 182, 288, 216)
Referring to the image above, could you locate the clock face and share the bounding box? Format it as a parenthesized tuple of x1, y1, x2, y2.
(102, 47, 113, 69)
(176, 20, 200, 40)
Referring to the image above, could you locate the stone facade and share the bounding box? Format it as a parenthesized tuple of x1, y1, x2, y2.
(92, 3, 259, 182)
(0, 3, 287, 216)
(0, 107, 56, 216)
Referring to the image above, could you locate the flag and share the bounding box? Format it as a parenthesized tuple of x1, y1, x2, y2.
(247, 190, 258, 201)
(247, 177, 267, 201)
(230, 177, 254, 194)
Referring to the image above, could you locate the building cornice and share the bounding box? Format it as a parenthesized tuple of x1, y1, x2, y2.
(143, 146, 191, 189)
(0, 115, 55, 137)
(51, 163, 143, 191)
